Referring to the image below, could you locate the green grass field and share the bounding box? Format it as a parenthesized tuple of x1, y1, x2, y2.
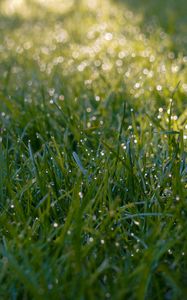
(0, 0, 187, 299)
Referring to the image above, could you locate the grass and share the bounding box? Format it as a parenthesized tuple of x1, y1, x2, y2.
(0, 0, 187, 299)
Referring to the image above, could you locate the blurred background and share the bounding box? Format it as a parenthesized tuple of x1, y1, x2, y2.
(0, 0, 187, 113)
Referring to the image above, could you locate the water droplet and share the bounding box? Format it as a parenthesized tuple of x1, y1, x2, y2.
(106, 293, 111, 298)
(156, 85, 162, 91)
(48, 284, 53, 290)
(86, 107, 92, 113)
(78, 192, 83, 199)
(176, 196, 180, 201)
(104, 32, 113, 41)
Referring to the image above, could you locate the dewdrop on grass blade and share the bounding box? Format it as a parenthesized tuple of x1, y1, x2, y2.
(89, 237, 94, 243)
(78, 192, 83, 199)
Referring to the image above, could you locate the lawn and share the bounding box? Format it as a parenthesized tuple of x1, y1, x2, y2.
(0, 0, 187, 299)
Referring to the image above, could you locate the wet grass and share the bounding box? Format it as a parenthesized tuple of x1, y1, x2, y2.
(0, 0, 187, 299)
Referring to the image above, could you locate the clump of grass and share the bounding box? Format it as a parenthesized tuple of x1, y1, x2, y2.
(0, 0, 187, 299)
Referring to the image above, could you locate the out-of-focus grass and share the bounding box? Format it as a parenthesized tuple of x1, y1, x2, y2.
(0, 0, 187, 299)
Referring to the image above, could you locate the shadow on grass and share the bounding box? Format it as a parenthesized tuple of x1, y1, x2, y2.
(113, 0, 187, 52)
